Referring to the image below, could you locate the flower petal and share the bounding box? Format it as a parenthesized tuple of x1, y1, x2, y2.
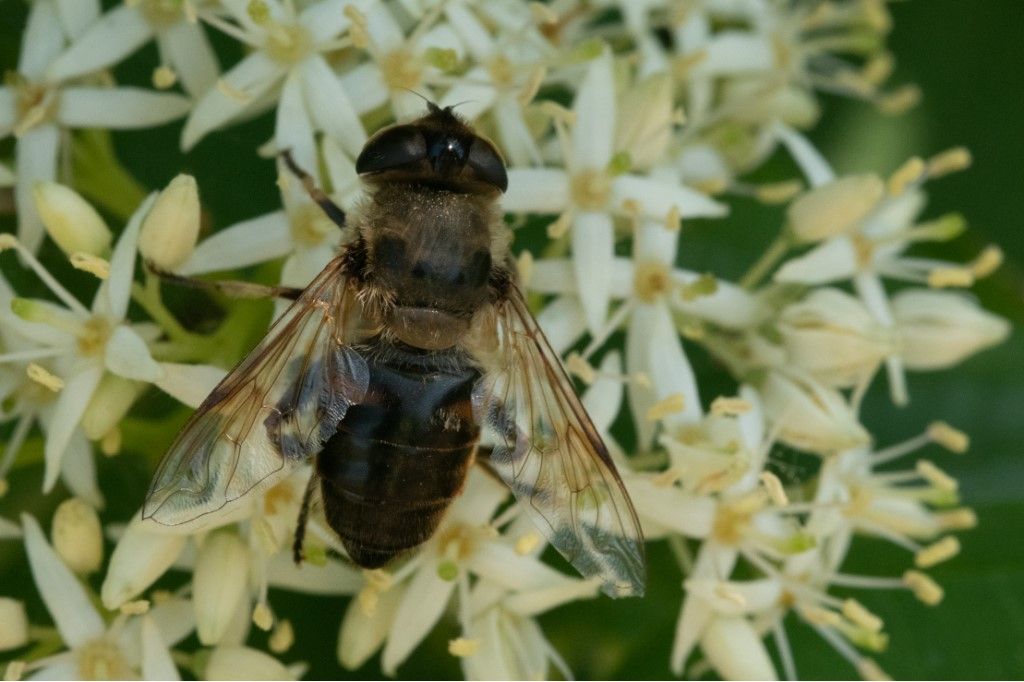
(535, 296, 586, 354)
(337, 584, 404, 670)
(774, 235, 858, 285)
(43, 363, 103, 493)
(21, 514, 104, 648)
(15, 123, 60, 252)
(572, 211, 613, 334)
(193, 531, 250, 646)
(103, 193, 155, 319)
(161, 20, 220, 98)
(46, 5, 152, 82)
(571, 49, 615, 170)
(338, 63, 389, 115)
(701, 616, 779, 681)
(206, 646, 294, 681)
(18, 0, 65, 81)
(141, 616, 181, 681)
(774, 122, 835, 187)
(53, 0, 100, 39)
(101, 515, 188, 609)
(299, 0, 354, 44)
(154, 362, 226, 408)
(180, 211, 292, 275)
(181, 52, 284, 150)
(298, 56, 366, 157)
(59, 430, 104, 509)
(275, 71, 317, 179)
(612, 174, 726, 219)
(503, 169, 570, 213)
(382, 561, 456, 674)
(264, 553, 363, 594)
(105, 326, 163, 382)
(59, 88, 191, 129)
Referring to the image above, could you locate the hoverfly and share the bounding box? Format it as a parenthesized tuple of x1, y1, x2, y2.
(142, 104, 645, 598)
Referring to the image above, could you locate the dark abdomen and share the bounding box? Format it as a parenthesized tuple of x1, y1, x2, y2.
(317, 343, 481, 567)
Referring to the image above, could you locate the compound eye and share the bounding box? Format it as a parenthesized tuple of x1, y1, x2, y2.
(466, 138, 508, 192)
(356, 125, 427, 174)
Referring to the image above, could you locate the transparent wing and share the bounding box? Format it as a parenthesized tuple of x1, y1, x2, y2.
(471, 288, 645, 598)
(142, 257, 369, 530)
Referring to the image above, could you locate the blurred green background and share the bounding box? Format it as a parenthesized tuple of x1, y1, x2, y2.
(1, 0, 1022, 679)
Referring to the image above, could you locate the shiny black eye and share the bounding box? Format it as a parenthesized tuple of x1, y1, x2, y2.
(356, 125, 427, 174)
(428, 136, 466, 166)
(467, 138, 507, 192)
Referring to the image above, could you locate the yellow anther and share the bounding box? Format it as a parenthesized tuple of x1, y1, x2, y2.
(546, 212, 572, 239)
(516, 250, 534, 287)
(927, 146, 972, 178)
(269, 619, 294, 653)
(646, 393, 685, 422)
(448, 637, 480, 657)
(357, 587, 378, 617)
(842, 599, 883, 633)
(755, 180, 803, 205)
(862, 53, 894, 85)
(566, 353, 595, 385)
(902, 570, 944, 606)
(915, 536, 961, 568)
(515, 531, 541, 556)
(915, 460, 958, 492)
(4, 660, 27, 682)
(927, 421, 969, 453)
(0, 234, 18, 250)
(69, 252, 110, 280)
(876, 84, 921, 115)
(100, 427, 121, 457)
(800, 605, 841, 627)
(970, 245, 1003, 278)
(927, 267, 974, 288)
(518, 66, 546, 106)
(26, 363, 64, 392)
(152, 65, 177, 89)
(119, 599, 150, 615)
(714, 583, 747, 607)
(759, 471, 789, 506)
(364, 568, 392, 591)
(887, 156, 925, 196)
(710, 396, 752, 417)
(252, 602, 273, 631)
(935, 507, 977, 530)
(216, 79, 251, 104)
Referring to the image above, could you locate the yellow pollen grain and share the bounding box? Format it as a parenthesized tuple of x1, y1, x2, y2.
(634, 261, 672, 303)
(887, 156, 925, 196)
(515, 531, 541, 556)
(800, 605, 841, 627)
(842, 599, 883, 632)
(546, 212, 572, 239)
(927, 421, 969, 453)
(759, 471, 789, 506)
(915, 536, 961, 568)
(448, 637, 479, 658)
(755, 180, 803, 205)
(70, 252, 110, 280)
(971, 245, 1003, 278)
(927, 267, 974, 288)
(152, 65, 177, 89)
(935, 507, 977, 530)
(903, 570, 944, 606)
(646, 393, 685, 422)
(916, 460, 958, 492)
(100, 427, 121, 457)
(927, 146, 972, 177)
(269, 619, 295, 653)
(4, 660, 26, 682)
(252, 602, 273, 631)
(857, 658, 892, 682)
(710, 396, 752, 417)
(714, 583, 746, 607)
(566, 353, 595, 385)
(26, 363, 64, 392)
(216, 78, 252, 104)
(119, 599, 150, 615)
(364, 568, 392, 591)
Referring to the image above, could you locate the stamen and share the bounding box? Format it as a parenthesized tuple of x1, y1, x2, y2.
(926, 147, 972, 178)
(876, 84, 921, 114)
(546, 212, 572, 239)
(759, 471, 789, 506)
(927, 266, 974, 288)
(800, 605, 842, 626)
(514, 531, 541, 556)
(710, 396, 752, 416)
(216, 78, 253, 104)
(25, 363, 64, 392)
(773, 621, 798, 681)
(915, 460, 958, 492)
(754, 180, 803, 205)
(100, 427, 121, 457)
(914, 536, 960, 568)
(269, 619, 294, 653)
(970, 245, 1003, 278)
(927, 421, 969, 453)
(252, 601, 273, 631)
(841, 599, 883, 633)
(902, 570, 944, 606)
(516, 250, 533, 286)
(69, 253, 110, 280)
(646, 393, 685, 422)
(857, 658, 892, 681)
(714, 583, 746, 607)
(448, 638, 479, 658)
(566, 352, 595, 384)
(0, 347, 65, 364)
(935, 507, 977, 530)
(581, 300, 634, 360)
(887, 156, 925, 196)
(0, 238, 89, 315)
(529, 2, 558, 24)
(119, 599, 150, 615)
(152, 65, 178, 89)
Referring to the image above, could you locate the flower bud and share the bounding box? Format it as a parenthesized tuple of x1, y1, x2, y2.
(51, 497, 103, 574)
(0, 598, 28, 651)
(778, 288, 892, 386)
(194, 529, 250, 645)
(787, 174, 884, 243)
(101, 513, 188, 609)
(205, 646, 293, 681)
(893, 289, 1010, 370)
(700, 616, 778, 680)
(139, 174, 201, 270)
(80, 374, 145, 441)
(32, 182, 112, 257)
(761, 369, 869, 452)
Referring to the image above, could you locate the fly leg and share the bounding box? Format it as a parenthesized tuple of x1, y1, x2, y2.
(280, 150, 347, 230)
(146, 261, 304, 301)
(293, 472, 318, 565)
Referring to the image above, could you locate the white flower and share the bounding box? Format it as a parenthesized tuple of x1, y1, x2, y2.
(0, 0, 191, 251)
(182, 0, 369, 162)
(47, 0, 220, 98)
(19, 513, 189, 680)
(50, 497, 104, 575)
(760, 368, 870, 453)
(504, 48, 726, 333)
(32, 181, 113, 257)
(893, 289, 1010, 370)
(0, 198, 219, 495)
(138, 174, 202, 271)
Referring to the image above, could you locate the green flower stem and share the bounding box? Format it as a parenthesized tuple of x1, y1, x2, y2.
(131, 273, 218, 361)
(72, 130, 148, 223)
(739, 231, 791, 289)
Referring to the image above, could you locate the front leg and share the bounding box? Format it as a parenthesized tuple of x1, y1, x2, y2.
(147, 261, 304, 301)
(280, 150, 347, 230)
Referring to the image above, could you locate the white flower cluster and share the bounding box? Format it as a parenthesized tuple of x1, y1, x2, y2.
(0, 0, 1010, 680)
